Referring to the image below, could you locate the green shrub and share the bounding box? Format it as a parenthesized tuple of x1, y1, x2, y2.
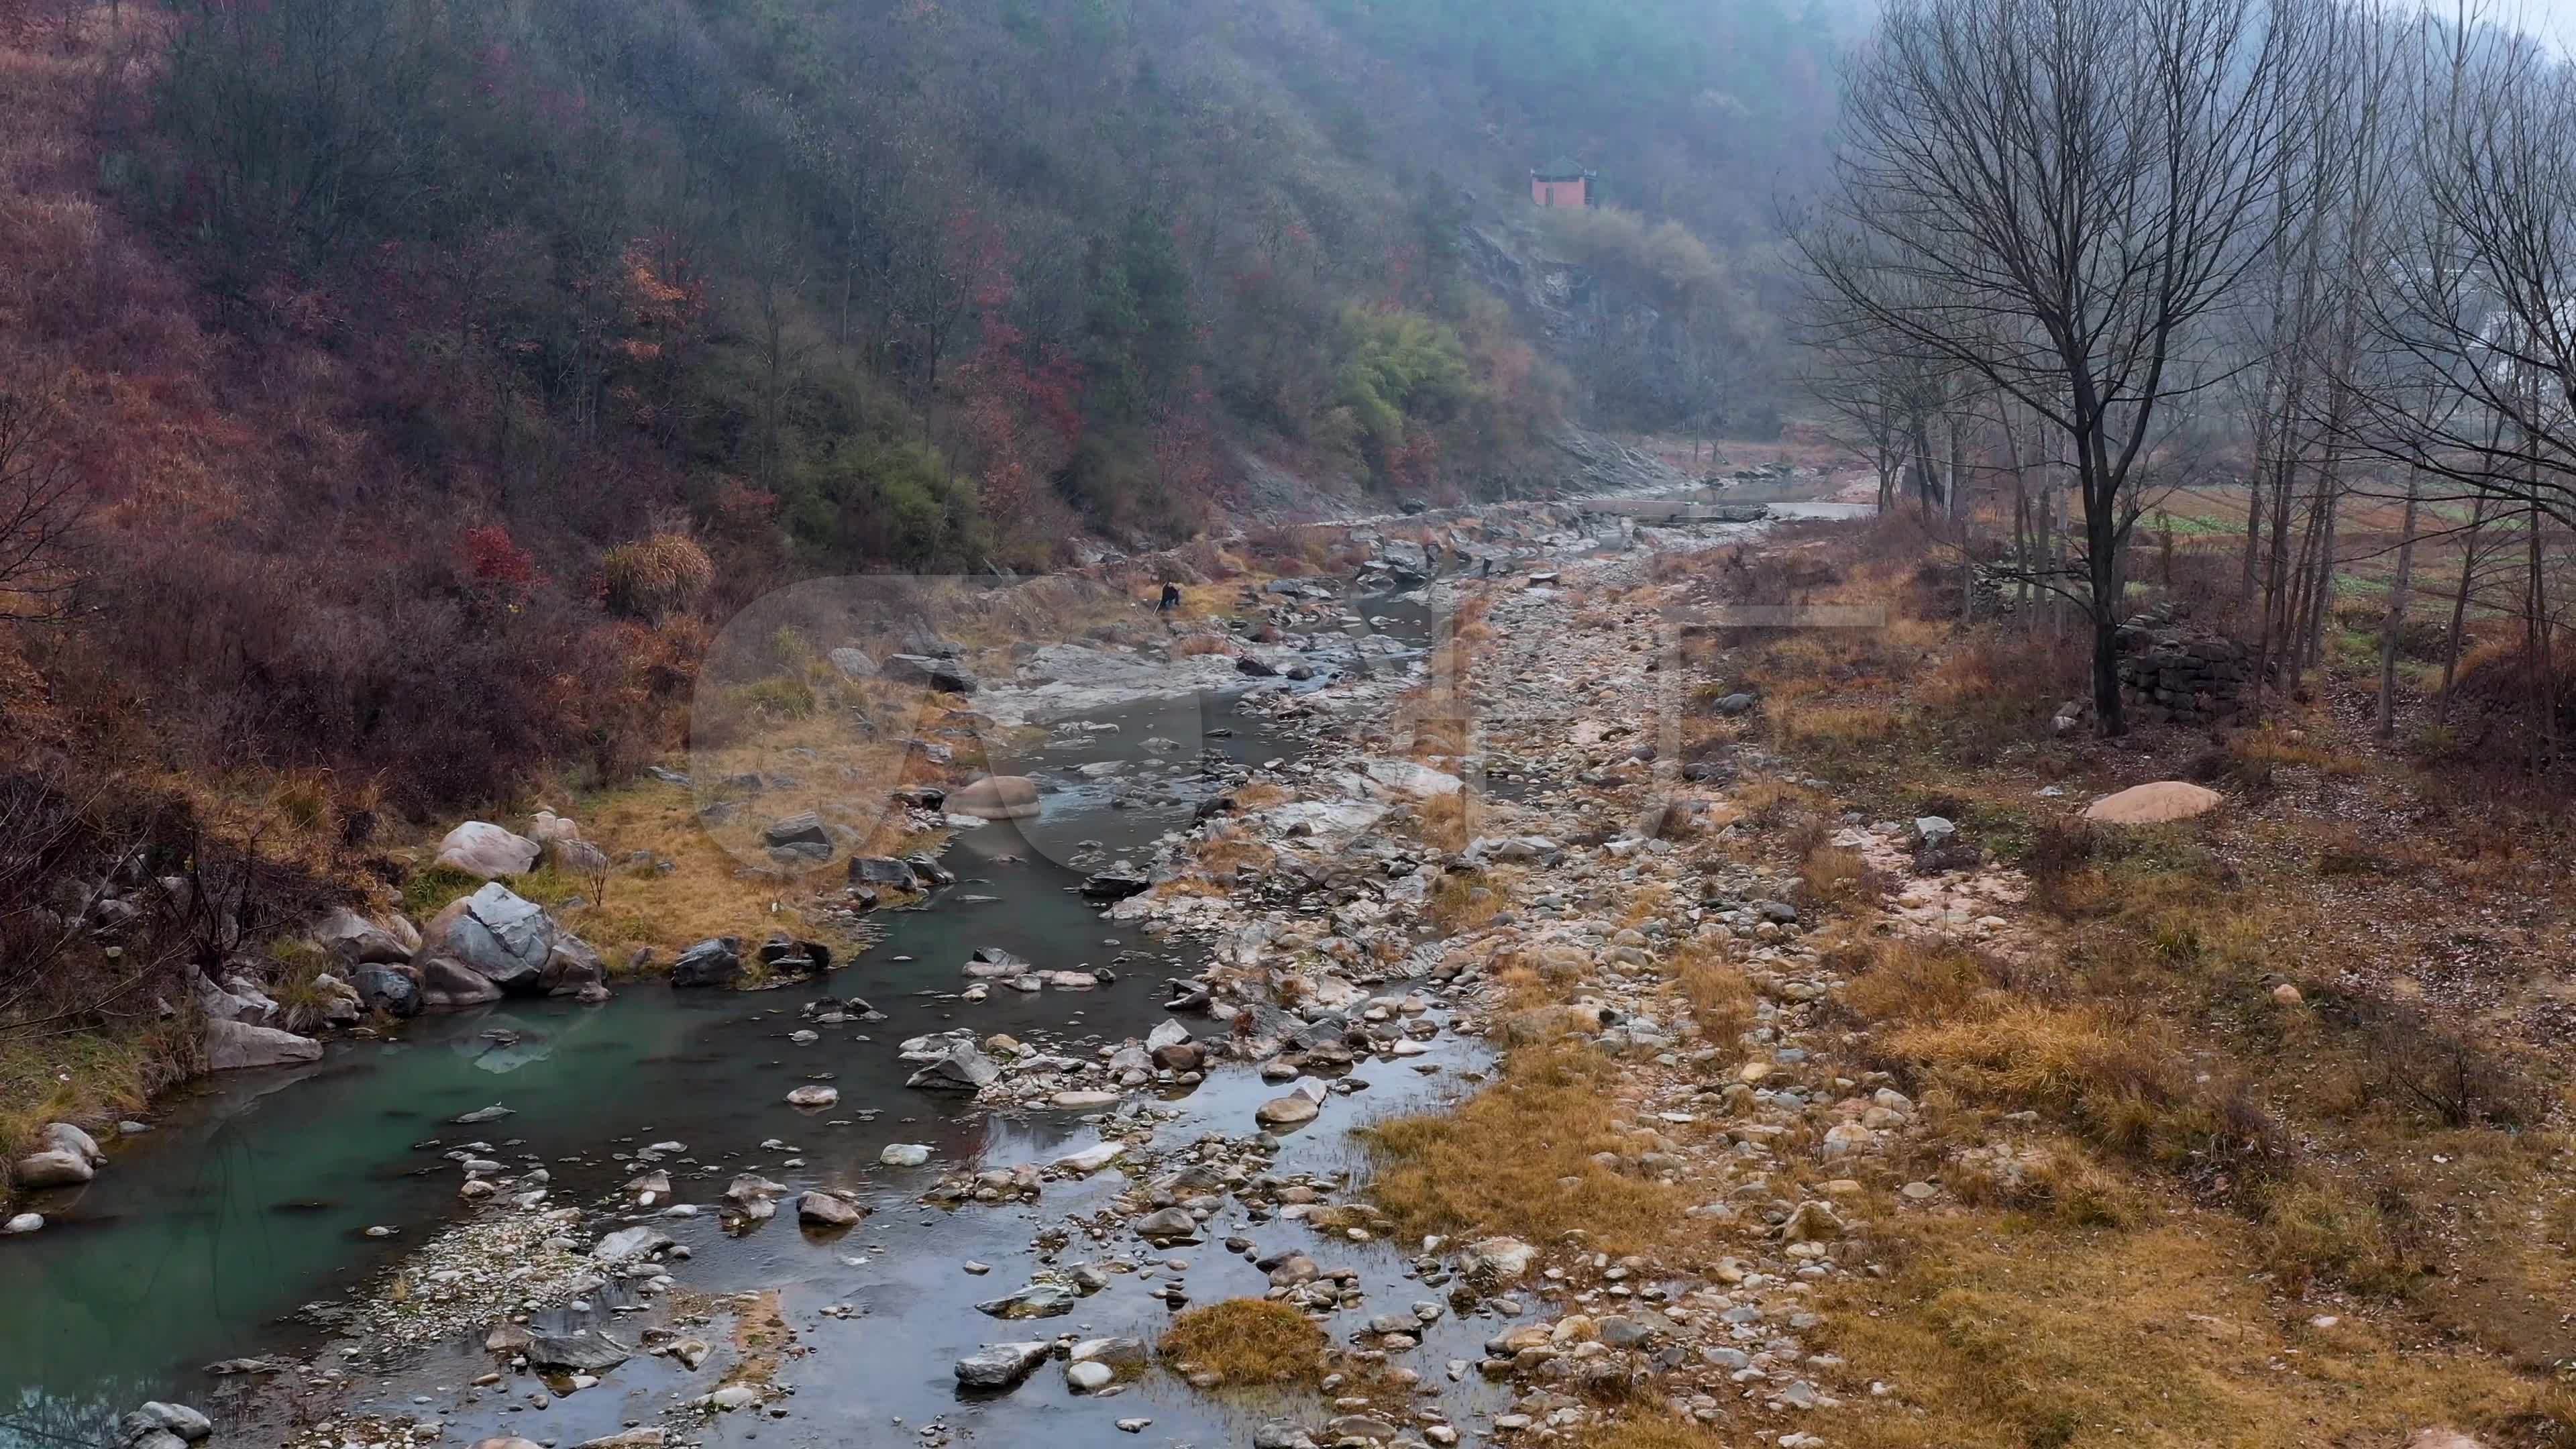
(402, 863, 484, 919)
(732, 675, 817, 720)
(1334, 305, 1472, 482)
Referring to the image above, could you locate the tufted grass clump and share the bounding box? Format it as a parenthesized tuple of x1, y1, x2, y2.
(1159, 1299, 1326, 1387)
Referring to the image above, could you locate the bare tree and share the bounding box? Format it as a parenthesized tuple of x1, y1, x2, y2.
(1801, 0, 2322, 732)
(0, 380, 87, 621)
(1798, 298, 1950, 516)
(2340, 10, 2576, 755)
(2352, 20, 2576, 529)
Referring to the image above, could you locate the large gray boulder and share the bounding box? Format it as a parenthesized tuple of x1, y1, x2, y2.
(591, 1226, 676, 1263)
(827, 647, 879, 680)
(191, 971, 276, 1026)
(954, 1342, 1051, 1391)
(881, 654, 977, 694)
(848, 855, 914, 888)
(548, 837, 610, 879)
(761, 812, 831, 851)
(1460, 1236, 1537, 1282)
(118, 1403, 210, 1446)
(975, 1280, 1077, 1320)
(417, 958, 503, 1012)
(303, 973, 365, 1027)
(201, 1018, 322, 1071)
(433, 822, 541, 879)
(41, 1122, 103, 1166)
(352, 963, 421, 1018)
(1254, 1094, 1320, 1129)
(1079, 870, 1150, 902)
(906, 1042, 1000, 1093)
(311, 908, 415, 965)
(669, 937, 743, 988)
(527, 1331, 630, 1373)
(543, 936, 606, 997)
(1133, 1207, 1201, 1243)
(417, 883, 556, 993)
(963, 947, 1031, 979)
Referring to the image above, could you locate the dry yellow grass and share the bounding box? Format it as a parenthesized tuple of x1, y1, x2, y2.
(1669, 940, 1753, 1050)
(1796, 841, 1876, 916)
(0, 1024, 195, 1179)
(1364, 1046, 1688, 1257)
(539, 659, 982, 958)
(1819, 1214, 2548, 1449)
(1413, 790, 1472, 851)
(1158, 1299, 1326, 1386)
(1664, 508, 2576, 1446)
(1837, 938, 1995, 1024)
(2226, 727, 2346, 771)
(1405, 712, 1472, 759)
(1231, 780, 1293, 810)
(562, 778, 837, 961)
(2251, 1171, 2414, 1297)
(1579, 1415, 1729, 1449)
(1169, 631, 1236, 657)
(1426, 869, 1506, 932)
(1772, 700, 1902, 755)
(1730, 776, 1822, 828)
(1890, 1006, 2187, 1131)
(1195, 825, 1279, 878)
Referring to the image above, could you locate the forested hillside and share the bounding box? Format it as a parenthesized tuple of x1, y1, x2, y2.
(0, 0, 1847, 810)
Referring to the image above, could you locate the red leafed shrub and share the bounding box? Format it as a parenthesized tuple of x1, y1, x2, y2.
(458, 524, 537, 593)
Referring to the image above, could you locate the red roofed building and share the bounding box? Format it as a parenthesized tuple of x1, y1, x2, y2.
(1530, 158, 1597, 209)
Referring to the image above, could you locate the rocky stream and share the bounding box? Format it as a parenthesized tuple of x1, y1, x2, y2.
(5, 485, 1936, 1449)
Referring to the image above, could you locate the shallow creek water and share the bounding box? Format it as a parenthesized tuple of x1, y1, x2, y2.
(1, 592, 1532, 1449)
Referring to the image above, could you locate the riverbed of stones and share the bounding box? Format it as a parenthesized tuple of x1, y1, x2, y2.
(1062, 537, 2049, 1448)
(213, 500, 2036, 1449)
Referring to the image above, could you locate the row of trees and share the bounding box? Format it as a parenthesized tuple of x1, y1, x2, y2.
(1801, 0, 2576, 748)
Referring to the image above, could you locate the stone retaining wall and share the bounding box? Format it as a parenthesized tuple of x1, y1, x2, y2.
(2114, 602, 2250, 725)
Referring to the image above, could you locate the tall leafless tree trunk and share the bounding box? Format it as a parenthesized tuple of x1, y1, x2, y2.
(1801, 0, 2323, 733)
(2438, 490, 2489, 722)
(2377, 464, 2421, 738)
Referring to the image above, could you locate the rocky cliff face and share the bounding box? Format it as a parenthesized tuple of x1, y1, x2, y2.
(1460, 223, 1598, 346)
(1460, 222, 1720, 432)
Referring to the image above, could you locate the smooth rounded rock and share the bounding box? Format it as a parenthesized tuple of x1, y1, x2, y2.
(1254, 1095, 1320, 1128)
(12, 1149, 93, 1189)
(798, 1191, 861, 1228)
(434, 821, 542, 879)
(1065, 1360, 1114, 1392)
(2082, 780, 2222, 825)
(949, 775, 1041, 821)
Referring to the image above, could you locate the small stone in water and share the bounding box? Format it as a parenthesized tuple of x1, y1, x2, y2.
(1065, 1360, 1114, 1392)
